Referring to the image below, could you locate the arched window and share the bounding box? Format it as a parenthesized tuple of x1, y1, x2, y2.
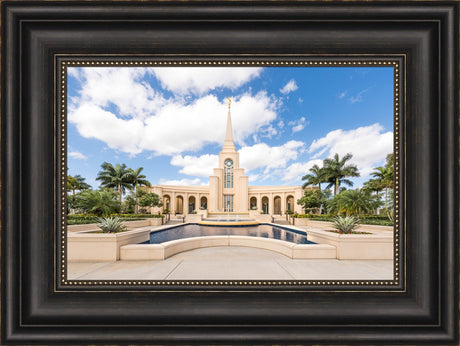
(224, 159, 233, 188)
(200, 196, 207, 209)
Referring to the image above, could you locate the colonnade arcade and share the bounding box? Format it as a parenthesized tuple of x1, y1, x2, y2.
(163, 193, 295, 215)
(248, 194, 295, 215)
(162, 193, 209, 215)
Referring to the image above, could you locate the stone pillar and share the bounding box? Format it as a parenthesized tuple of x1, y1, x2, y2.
(257, 193, 262, 212)
(294, 187, 303, 213)
(171, 192, 176, 215)
(209, 176, 219, 212)
(281, 192, 286, 215)
(269, 193, 274, 215)
(184, 193, 189, 214)
(239, 176, 249, 212)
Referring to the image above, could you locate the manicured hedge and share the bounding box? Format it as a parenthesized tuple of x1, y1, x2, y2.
(67, 213, 164, 225)
(292, 214, 393, 226)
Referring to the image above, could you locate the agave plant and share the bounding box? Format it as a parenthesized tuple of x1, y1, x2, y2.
(332, 215, 360, 234)
(96, 216, 127, 233)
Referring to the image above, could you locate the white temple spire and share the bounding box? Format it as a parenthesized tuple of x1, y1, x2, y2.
(222, 97, 236, 152)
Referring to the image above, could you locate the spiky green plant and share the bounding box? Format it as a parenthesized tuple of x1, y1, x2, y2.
(332, 215, 360, 234)
(96, 217, 127, 233)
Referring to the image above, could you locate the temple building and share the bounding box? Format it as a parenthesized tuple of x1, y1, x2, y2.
(149, 99, 310, 216)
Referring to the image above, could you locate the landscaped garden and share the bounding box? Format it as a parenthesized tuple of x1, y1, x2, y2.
(296, 152, 394, 231)
(67, 162, 163, 227)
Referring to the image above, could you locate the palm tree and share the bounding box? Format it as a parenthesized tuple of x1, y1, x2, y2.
(75, 189, 120, 217)
(129, 167, 151, 214)
(301, 164, 327, 190)
(371, 165, 393, 210)
(339, 189, 375, 218)
(96, 162, 134, 203)
(322, 153, 360, 195)
(362, 178, 385, 199)
(67, 174, 91, 195)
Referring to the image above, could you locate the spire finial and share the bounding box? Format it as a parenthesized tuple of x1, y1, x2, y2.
(227, 96, 231, 109)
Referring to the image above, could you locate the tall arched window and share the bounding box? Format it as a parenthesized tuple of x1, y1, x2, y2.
(224, 159, 233, 188)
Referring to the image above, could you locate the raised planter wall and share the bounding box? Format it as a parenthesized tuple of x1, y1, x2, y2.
(253, 214, 272, 223)
(293, 219, 393, 233)
(305, 228, 393, 260)
(67, 218, 163, 232)
(185, 214, 203, 223)
(293, 218, 309, 226)
(67, 228, 152, 262)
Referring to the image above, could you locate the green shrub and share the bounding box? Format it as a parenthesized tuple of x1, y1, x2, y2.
(96, 217, 127, 233)
(332, 215, 360, 234)
(67, 213, 163, 225)
(294, 214, 310, 218)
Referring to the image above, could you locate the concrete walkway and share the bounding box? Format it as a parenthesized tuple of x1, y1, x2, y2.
(68, 246, 393, 280)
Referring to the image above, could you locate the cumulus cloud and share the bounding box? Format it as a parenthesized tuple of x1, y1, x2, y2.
(68, 67, 164, 120)
(280, 79, 298, 94)
(338, 91, 347, 99)
(68, 150, 87, 160)
(68, 67, 280, 156)
(158, 178, 206, 186)
(170, 154, 218, 177)
(151, 67, 262, 95)
(281, 159, 323, 182)
(288, 116, 308, 133)
(239, 140, 305, 174)
(308, 123, 393, 177)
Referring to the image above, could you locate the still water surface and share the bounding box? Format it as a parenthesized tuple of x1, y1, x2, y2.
(148, 224, 315, 245)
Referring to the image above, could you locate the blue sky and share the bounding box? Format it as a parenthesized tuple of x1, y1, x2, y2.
(67, 66, 393, 190)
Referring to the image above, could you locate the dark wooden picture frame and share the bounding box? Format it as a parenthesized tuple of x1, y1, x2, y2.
(2, 1, 458, 345)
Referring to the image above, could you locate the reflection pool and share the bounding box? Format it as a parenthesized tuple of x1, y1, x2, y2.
(145, 223, 315, 245)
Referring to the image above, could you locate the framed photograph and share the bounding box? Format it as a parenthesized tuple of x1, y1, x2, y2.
(2, 1, 458, 345)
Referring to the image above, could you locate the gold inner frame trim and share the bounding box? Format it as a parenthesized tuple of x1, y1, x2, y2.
(58, 57, 402, 289)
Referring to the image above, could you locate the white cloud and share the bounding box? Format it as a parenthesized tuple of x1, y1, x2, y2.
(277, 120, 285, 129)
(239, 140, 305, 174)
(248, 174, 260, 182)
(280, 79, 298, 95)
(288, 116, 308, 133)
(158, 178, 206, 186)
(68, 67, 165, 120)
(281, 159, 323, 182)
(349, 87, 371, 103)
(151, 67, 262, 95)
(69, 67, 279, 155)
(69, 103, 146, 154)
(308, 123, 393, 177)
(68, 150, 87, 160)
(67, 67, 81, 80)
(170, 154, 218, 177)
(338, 91, 347, 99)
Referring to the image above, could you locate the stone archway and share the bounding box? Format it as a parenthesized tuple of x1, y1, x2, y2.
(274, 196, 282, 215)
(262, 196, 269, 214)
(163, 195, 171, 212)
(250, 196, 257, 210)
(188, 196, 196, 214)
(175, 196, 184, 214)
(200, 196, 207, 210)
(286, 195, 294, 213)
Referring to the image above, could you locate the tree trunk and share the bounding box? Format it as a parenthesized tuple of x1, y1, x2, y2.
(134, 184, 139, 214)
(335, 177, 339, 195)
(118, 185, 122, 204)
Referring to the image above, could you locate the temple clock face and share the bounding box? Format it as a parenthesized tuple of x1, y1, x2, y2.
(224, 159, 233, 167)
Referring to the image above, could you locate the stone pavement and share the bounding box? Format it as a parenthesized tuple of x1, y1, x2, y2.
(68, 246, 393, 281)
